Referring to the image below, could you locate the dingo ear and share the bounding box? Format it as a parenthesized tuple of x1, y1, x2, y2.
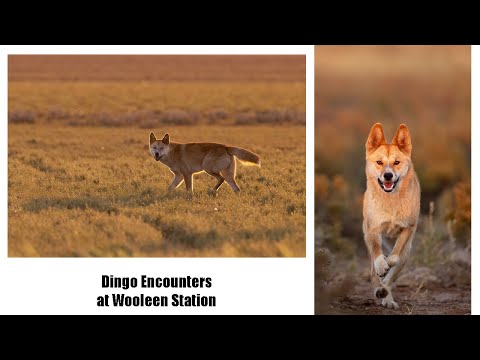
(149, 132, 157, 145)
(392, 124, 412, 157)
(366, 123, 386, 154)
(162, 134, 170, 145)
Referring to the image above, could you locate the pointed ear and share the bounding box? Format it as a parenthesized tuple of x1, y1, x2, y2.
(162, 134, 170, 145)
(366, 123, 386, 154)
(391, 124, 412, 157)
(149, 132, 157, 145)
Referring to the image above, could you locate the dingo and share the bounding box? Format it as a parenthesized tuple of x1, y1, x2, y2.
(363, 123, 420, 309)
(149, 132, 260, 193)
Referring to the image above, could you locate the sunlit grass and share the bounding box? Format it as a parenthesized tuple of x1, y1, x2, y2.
(9, 81, 305, 119)
(9, 124, 306, 257)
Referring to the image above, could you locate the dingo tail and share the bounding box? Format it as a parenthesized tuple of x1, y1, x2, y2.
(227, 147, 261, 167)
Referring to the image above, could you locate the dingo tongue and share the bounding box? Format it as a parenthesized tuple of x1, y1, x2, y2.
(384, 182, 393, 190)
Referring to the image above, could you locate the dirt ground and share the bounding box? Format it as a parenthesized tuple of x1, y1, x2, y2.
(328, 279, 470, 316)
(315, 255, 471, 315)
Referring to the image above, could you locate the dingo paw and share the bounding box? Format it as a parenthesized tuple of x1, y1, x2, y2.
(386, 254, 399, 267)
(382, 297, 399, 310)
(374, 255, 390, 277)
(374, 287, 388, 299)
(207, 189, 218, 197)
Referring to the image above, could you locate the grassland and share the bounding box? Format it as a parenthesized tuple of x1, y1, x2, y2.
(8, 55, 306, 82)
(9, 81, 305, 127)
(314, 46, 470, 314)
(9, 125, 305, 257)
(8, 55, 306, 257)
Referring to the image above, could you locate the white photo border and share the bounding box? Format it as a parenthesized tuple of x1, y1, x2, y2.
(0, 45, 314, 315)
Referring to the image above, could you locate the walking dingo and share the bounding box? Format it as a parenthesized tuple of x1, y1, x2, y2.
(149, 132, 260, 193)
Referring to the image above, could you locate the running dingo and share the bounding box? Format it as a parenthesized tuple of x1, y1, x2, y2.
(363, 123, 421, 309)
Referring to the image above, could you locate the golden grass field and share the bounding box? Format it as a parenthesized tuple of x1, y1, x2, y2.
(9, 81, 305, 119)
(8, 55, 306, 257)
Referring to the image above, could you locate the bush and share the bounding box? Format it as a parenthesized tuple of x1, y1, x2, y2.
(9, 110, 36, 124)
(206, 109, 228, 123)
(158, 109, 198, 125)
(235, 109, 305, 125)
(47, 107, 70, 121)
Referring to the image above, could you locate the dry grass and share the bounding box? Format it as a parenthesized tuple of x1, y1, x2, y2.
(8, 55, 305, 257)
(9, 55, 306, 82)
(9, 124, 305, 257)
(9, 81, 305, 126)
(9, 55, 306, 127)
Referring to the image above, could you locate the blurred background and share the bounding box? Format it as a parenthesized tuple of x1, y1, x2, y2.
(315, 46, 471, 314)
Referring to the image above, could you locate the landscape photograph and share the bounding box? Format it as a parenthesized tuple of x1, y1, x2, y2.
(8, 54, 306, 257)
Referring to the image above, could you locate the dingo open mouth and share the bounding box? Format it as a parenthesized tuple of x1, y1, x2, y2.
(377, 177, 399, 193)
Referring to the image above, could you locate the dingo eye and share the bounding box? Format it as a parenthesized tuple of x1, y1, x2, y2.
(376, 161, 383, 165)
(394, 161, 400, 165)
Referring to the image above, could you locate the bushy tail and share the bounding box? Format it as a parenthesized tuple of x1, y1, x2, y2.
(227, 147, 261, 167)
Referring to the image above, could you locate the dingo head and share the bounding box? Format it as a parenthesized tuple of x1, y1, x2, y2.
(149, 132, 170, 161)
(365, 123, 412, 193)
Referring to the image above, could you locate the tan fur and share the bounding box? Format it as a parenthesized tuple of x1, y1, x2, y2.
(363, 123, 420, 309)
(149, 132, 260, 193)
